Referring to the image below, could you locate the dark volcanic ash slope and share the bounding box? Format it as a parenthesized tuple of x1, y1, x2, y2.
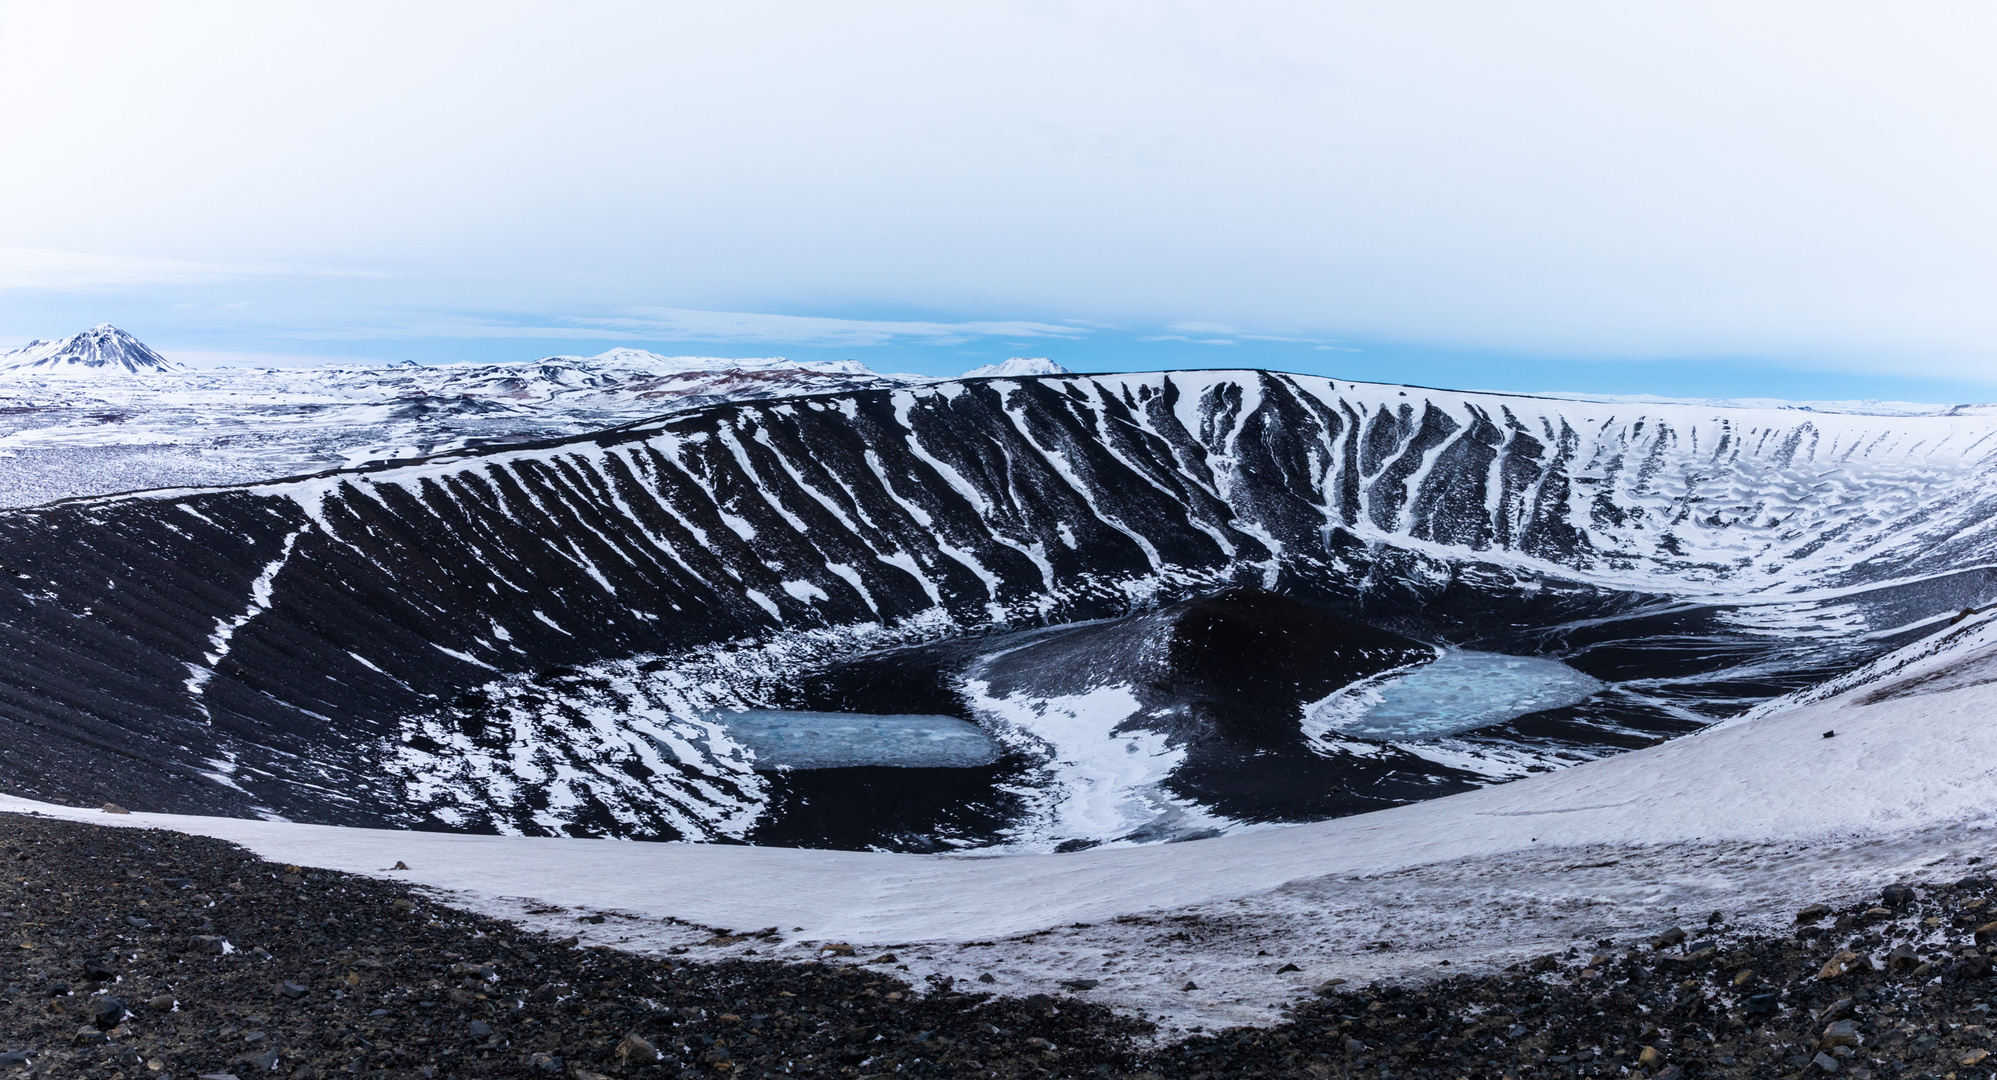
(11, 811, 1997, 1080)
(4, 371, 1997, 837)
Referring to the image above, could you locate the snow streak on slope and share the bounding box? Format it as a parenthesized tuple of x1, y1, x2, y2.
(6, 371, 1997, 839)
(181, 528, 302, 711)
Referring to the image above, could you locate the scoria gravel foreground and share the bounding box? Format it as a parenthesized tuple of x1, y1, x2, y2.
(6, 812, 1997, 1080)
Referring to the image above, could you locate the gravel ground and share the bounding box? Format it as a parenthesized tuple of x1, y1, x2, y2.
(5, 811, 1997, 1079)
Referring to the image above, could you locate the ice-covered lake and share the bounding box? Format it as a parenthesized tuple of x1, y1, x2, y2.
(715, 710, 1001, 770)
(1310, 650, 1606, 741)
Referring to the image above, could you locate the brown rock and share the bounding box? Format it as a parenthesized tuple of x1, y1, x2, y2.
(1818, 950, 1862, 980)
(1819, 1019, 1860, 1049)
(615, 1033, 660, 1064)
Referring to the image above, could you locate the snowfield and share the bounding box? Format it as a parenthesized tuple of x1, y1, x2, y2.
(0, 328, 933, 507)
(10, 606, 1995, 1031)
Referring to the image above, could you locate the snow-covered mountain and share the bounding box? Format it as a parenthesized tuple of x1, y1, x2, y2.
(0, 324, 179, 375)
(5, 369, 1997, 851)
(963, 357, 1071, 378)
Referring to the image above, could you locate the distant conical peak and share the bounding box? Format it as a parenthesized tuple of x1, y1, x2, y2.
(0, 324, 179, 375)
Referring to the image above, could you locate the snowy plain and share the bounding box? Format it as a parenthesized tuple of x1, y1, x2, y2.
(10, 607, 1995, 1032)
(0, 335, 932, 507)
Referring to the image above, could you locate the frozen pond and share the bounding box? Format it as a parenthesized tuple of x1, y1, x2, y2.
(1309, 650, 1606, 741)
(715, 710, 1001, 770)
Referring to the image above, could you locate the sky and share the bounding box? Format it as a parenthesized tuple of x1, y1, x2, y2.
(3, 2, 1997, 401)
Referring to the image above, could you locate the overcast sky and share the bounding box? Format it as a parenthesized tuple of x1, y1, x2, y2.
(3, 2, 1996, 399)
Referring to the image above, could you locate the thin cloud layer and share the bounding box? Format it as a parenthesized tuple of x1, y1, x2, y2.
(0, 249, 259, 291)
(0, 2, 1994, 390)
(574, 309, 1088, 348)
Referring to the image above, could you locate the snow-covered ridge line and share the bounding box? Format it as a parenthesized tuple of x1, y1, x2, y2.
(6, 369, 1997, 829)
(55, 366, 1997, 589)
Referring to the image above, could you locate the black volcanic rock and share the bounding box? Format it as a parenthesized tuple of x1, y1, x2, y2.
(11, 811, 1997, 1080)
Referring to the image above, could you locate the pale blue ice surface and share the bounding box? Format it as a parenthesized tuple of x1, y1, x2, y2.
(715, 710, 1001, 769)
(1330, 651, 1606, 740)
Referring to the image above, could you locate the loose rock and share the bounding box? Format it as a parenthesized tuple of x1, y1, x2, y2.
(1817, 949, 1862, 980)
(87, 997, 126, 1029)
(614, 1032, 658, 1063)
(1819, 1018, 1859, 1048)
